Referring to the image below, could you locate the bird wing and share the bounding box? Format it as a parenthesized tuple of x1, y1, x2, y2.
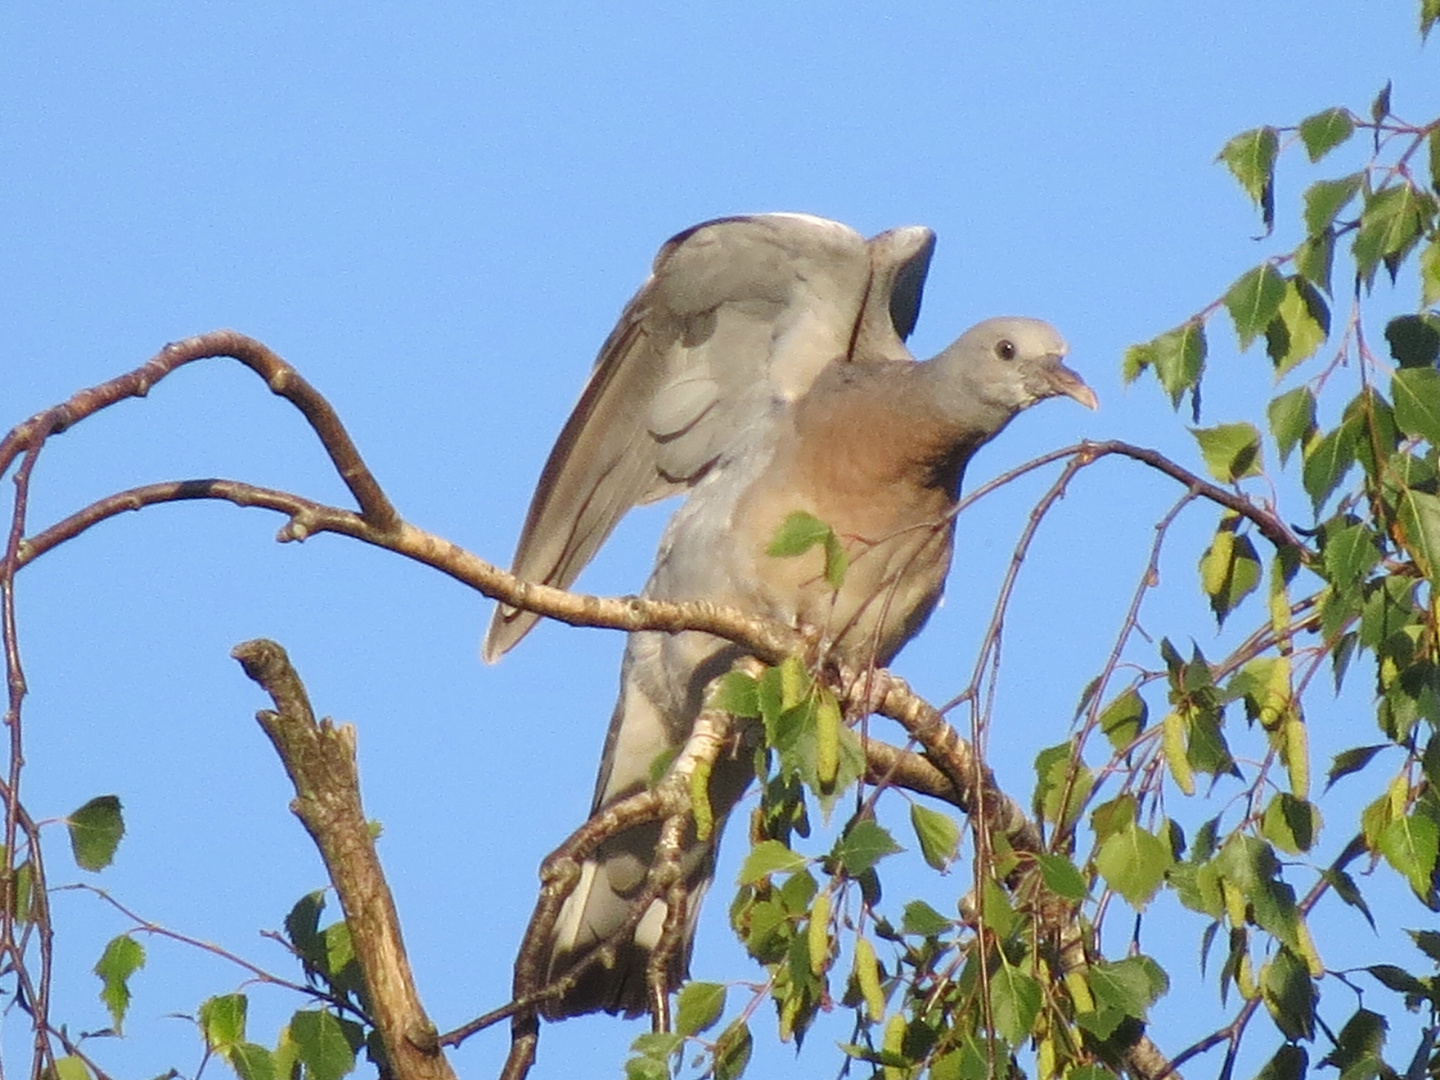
(483, 213, 935, 660)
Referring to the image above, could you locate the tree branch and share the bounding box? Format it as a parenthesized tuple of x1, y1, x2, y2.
(231, 639, 454, 1080)
(0, 330, 399, 532)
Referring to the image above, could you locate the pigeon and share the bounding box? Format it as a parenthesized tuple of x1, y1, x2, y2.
(486, 213, 1096, 1017)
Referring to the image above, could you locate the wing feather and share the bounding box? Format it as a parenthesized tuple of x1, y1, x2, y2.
(483, 214, 933, 660)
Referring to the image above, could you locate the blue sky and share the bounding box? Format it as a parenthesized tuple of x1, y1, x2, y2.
(2, 4, 1438, 1078)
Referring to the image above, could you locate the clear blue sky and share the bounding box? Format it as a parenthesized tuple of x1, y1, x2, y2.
(2, 4, 1436, 1078)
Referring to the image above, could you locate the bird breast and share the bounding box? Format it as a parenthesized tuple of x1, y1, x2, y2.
(724, 366, 963, 666)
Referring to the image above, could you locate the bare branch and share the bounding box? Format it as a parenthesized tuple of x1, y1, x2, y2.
(0, 330, 398, 531)
(232, 639, 455, 1080)
(1075, 441, 1309, 560)
(862, 738, 963, 806)
(847, 665, 1040, 853)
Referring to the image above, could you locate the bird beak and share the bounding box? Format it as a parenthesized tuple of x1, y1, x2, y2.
(1044, 359, 1099, 410)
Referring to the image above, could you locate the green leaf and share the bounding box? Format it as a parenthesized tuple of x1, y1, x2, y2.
(713, 1019, 752, 1080)
(1261, 793, 1320, 854)
(1319, 1008, 1387, 1077)
(285, 891, 327, 972)
(900, 899, 951, 937)
(709, 671, 760, 717)
(1192, 423, 1263, 482)
(979, 876, 1017, 938)
(1217, 126, 1278, 228)
(320, 920, 363, 998)
(1347, 387, 1401, 476)
(11, 859, 32, 925)
(929, 1040, 989, 1080)
(1262, 948, 1317, 1042)
(1074, 1003, 1128, 1041)
(626, 1032, 679, 1080)
(765, 511, 846, 589)
(1409, 928, 1440, 963)
(1427, 0, 1440, 39)
(1393, 366, 1440, 448)
(1035, 851, 1088, 901)
(1267, 387, 1316, 467)
(1090, 794, 1138, 842)
(1302, 173, 1363, 235)
(1354, 184, 1432, 288)
(1224, 265, 1287, 351)
(1192, 817, 1221, 863)
(675, 982, 726, 1036)
(68, 795, 124, 871)
(51, 1058, 91, 1080)
(734, 894, 788, 961)
(290, 1010, 356, 1080)
(1265, 277, 1330, 376)
(1186, 705, 1237, 778)
(1033, 740, 1092, 828)
(1120, 343, 1148, 384)
(1212, 831, 1283, 901)
(1125, 321, 1207, 407)
(1170, 859, 1223, 917)
(1296, 229, 1336, 295)
(1426, 734, 1440, 790)
(831, 819, 901, 876)
(625, 1053, 671, 1080)
(737, 840, 807, 884)
(1096, 821, 1173, 908)
(94, 934, 144, 1033)
(1397, 489, 1440, 578)
(1302, 422, 1358, 511)
(228, 1044, 277, 1080)
(1322, 521, 1380, 590)
(1371, 80, 1392, 123)
(1097, 688, 1147, 751)
(1421, 239, 1440, 308)
(1299, 109, 1355, 162)
(909, 803, 960, 871)
(1378, 811, 1439, 899)
(1387, 314, 1440, 370)
(200, 993, 248, 1050)
(777, 868, 817, 914)
(1089, 956, 1167, 1018)
(1256, 1044, 1308, 1080)
(766, 510, 830, 557)
(1366, 964, 1427, 995)
(990, 964, 1041, 1046)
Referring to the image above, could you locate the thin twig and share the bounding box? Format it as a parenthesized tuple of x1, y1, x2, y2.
(55, 883, 359, 1018)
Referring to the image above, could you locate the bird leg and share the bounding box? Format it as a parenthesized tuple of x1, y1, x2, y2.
(645, 811, 692, 1032)
(511, 784, 674, 1006)
(500, 702, 737, 1076)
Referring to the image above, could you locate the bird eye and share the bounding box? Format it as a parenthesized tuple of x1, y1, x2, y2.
(995, 339, 1017, 361)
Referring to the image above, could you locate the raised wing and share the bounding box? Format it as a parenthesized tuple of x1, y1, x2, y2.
(483, 213, 934, 660)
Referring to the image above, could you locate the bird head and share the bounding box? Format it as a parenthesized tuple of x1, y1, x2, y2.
(928, 317, 1097, 423)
